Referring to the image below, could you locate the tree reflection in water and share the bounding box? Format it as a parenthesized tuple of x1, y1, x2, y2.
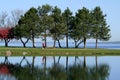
(0, 56, 110, 80)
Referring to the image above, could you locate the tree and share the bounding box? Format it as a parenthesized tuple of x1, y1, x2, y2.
(50, 6, 66, 48)
(0, 12, 14, 47)
(69, 16, 83, 48)
(0, 27, 14, 47)
(62, 7, 73, 48)
(14, 7, 39, 48)
(37, 4, 53, 48)
(100, 23, 111, 41)
(91, 6, 111, 48)
(14, 24, 30, 47)
(11, 9, 23, 26)
(69, 7, 92, 48)
(0, 12, 8, 27)
(75, 7, 91, 48)
(21, 7, 39, 48)
(50, 23, 65, 48)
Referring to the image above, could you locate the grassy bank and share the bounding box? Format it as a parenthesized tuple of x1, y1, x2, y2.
(0, 47, 120, 56)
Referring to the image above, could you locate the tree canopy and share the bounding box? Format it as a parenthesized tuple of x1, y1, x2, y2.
(0, 5, 111, 48)
(91, 7, 111, 48)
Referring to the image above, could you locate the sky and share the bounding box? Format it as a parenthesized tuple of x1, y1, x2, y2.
(0, 0, 120, 41)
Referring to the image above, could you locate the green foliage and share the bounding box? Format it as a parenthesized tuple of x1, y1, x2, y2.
(37, 4, 53, 30)
(50, 6, 66, 47)
(1, 5, 111, 48)
(48, 63, 67, 80)
(14, 7, 39, 48)
(23, 7, 39, 36)
(69, 16, 83, 48)
(62, 7, 73, 48)
(99, 23, 111, 41)
(91, 6, 111, 48)
(0, 60, 110, 80)
(74, 7, 91, 48)
(37, 4, 53, 47)
(69, 64, 89, 80)
(90, 64, 110, 80)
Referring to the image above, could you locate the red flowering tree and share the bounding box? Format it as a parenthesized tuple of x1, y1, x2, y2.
(0, 27, 14, 47)
(0, 64, 9, 74)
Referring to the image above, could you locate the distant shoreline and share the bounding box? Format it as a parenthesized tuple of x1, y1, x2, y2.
(0, 41, 120, 49)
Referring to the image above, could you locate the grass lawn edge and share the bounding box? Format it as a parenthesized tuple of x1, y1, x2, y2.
(0, 47, 120, 56)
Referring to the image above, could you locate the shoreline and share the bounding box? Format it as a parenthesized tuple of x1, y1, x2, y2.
(0, 47, 120, 56)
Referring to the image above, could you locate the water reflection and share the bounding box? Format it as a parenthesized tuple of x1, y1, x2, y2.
(0, 56, 110, 80)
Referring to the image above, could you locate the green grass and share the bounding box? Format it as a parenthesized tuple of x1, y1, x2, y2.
(0, 47, 120, 56)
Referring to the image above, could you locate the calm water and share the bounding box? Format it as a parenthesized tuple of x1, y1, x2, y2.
(0, 41, 120, 80)
(0, 56, 120, 80)
(0, 41, 120, 49)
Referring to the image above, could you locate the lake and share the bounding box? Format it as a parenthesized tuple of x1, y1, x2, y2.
(0, 56, 120, 80)
(0, 41, 120, 80)
(0, 41, 120, 49)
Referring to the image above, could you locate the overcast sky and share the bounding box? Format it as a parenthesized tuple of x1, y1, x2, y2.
(0, 0, 120, 41)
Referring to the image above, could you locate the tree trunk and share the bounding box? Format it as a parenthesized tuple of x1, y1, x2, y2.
(84, 37, 86, 48)
(32, 36, 35, 48)
(20, 38, 29, 48)
(66, 56, 69, 80)
(75, 56, 77, 64)
(5, 41, 8, 47)
(44, 30, 47, 48)
(83, 56, 86, 68)
(53, 39, 56, 48)
(75, 56, 79, 65)
(66, 22, 69, 48)
(74, 40, 84, 48)
(4, 39, 10, 47)
(4, 56, 8, 63)
(23, 43, 26, 48)
(95, 56, 98, 80)
(74, 41, 77, 48)
(66, 34, 68, 48)
(95, 38, 98, 48)
(53, 56, 56, 65)
(31, 56, 35, 74)
(31, 30, 35, 48)
(43, 56, 46, 76)
(58, 56, 61, 64)
(66, 56, 68, 71)
(20, 56, 25, 65)
(57, 40, 62, 48)
(33, 39, 35, 48)
(95, 56, 98, 69)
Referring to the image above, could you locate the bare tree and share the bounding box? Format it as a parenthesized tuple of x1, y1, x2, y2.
(0, 12, 8, 27)
(11, 9, 23, 26)
(6, 17, 14, 27)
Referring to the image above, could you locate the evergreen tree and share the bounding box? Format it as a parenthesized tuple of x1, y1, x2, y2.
(69, 16, 83, 48)
(69, 7, 91, 48)
(62, 7, 73, 48)
(50, 6, 66, 48)
(14, 7, 39, 48)
(24, 7, 39, 48)
(91, 6, 111, 48)
(14, 24, 30, 47)
(37, 4, 53, 48)
(75, 7, 91, 48)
